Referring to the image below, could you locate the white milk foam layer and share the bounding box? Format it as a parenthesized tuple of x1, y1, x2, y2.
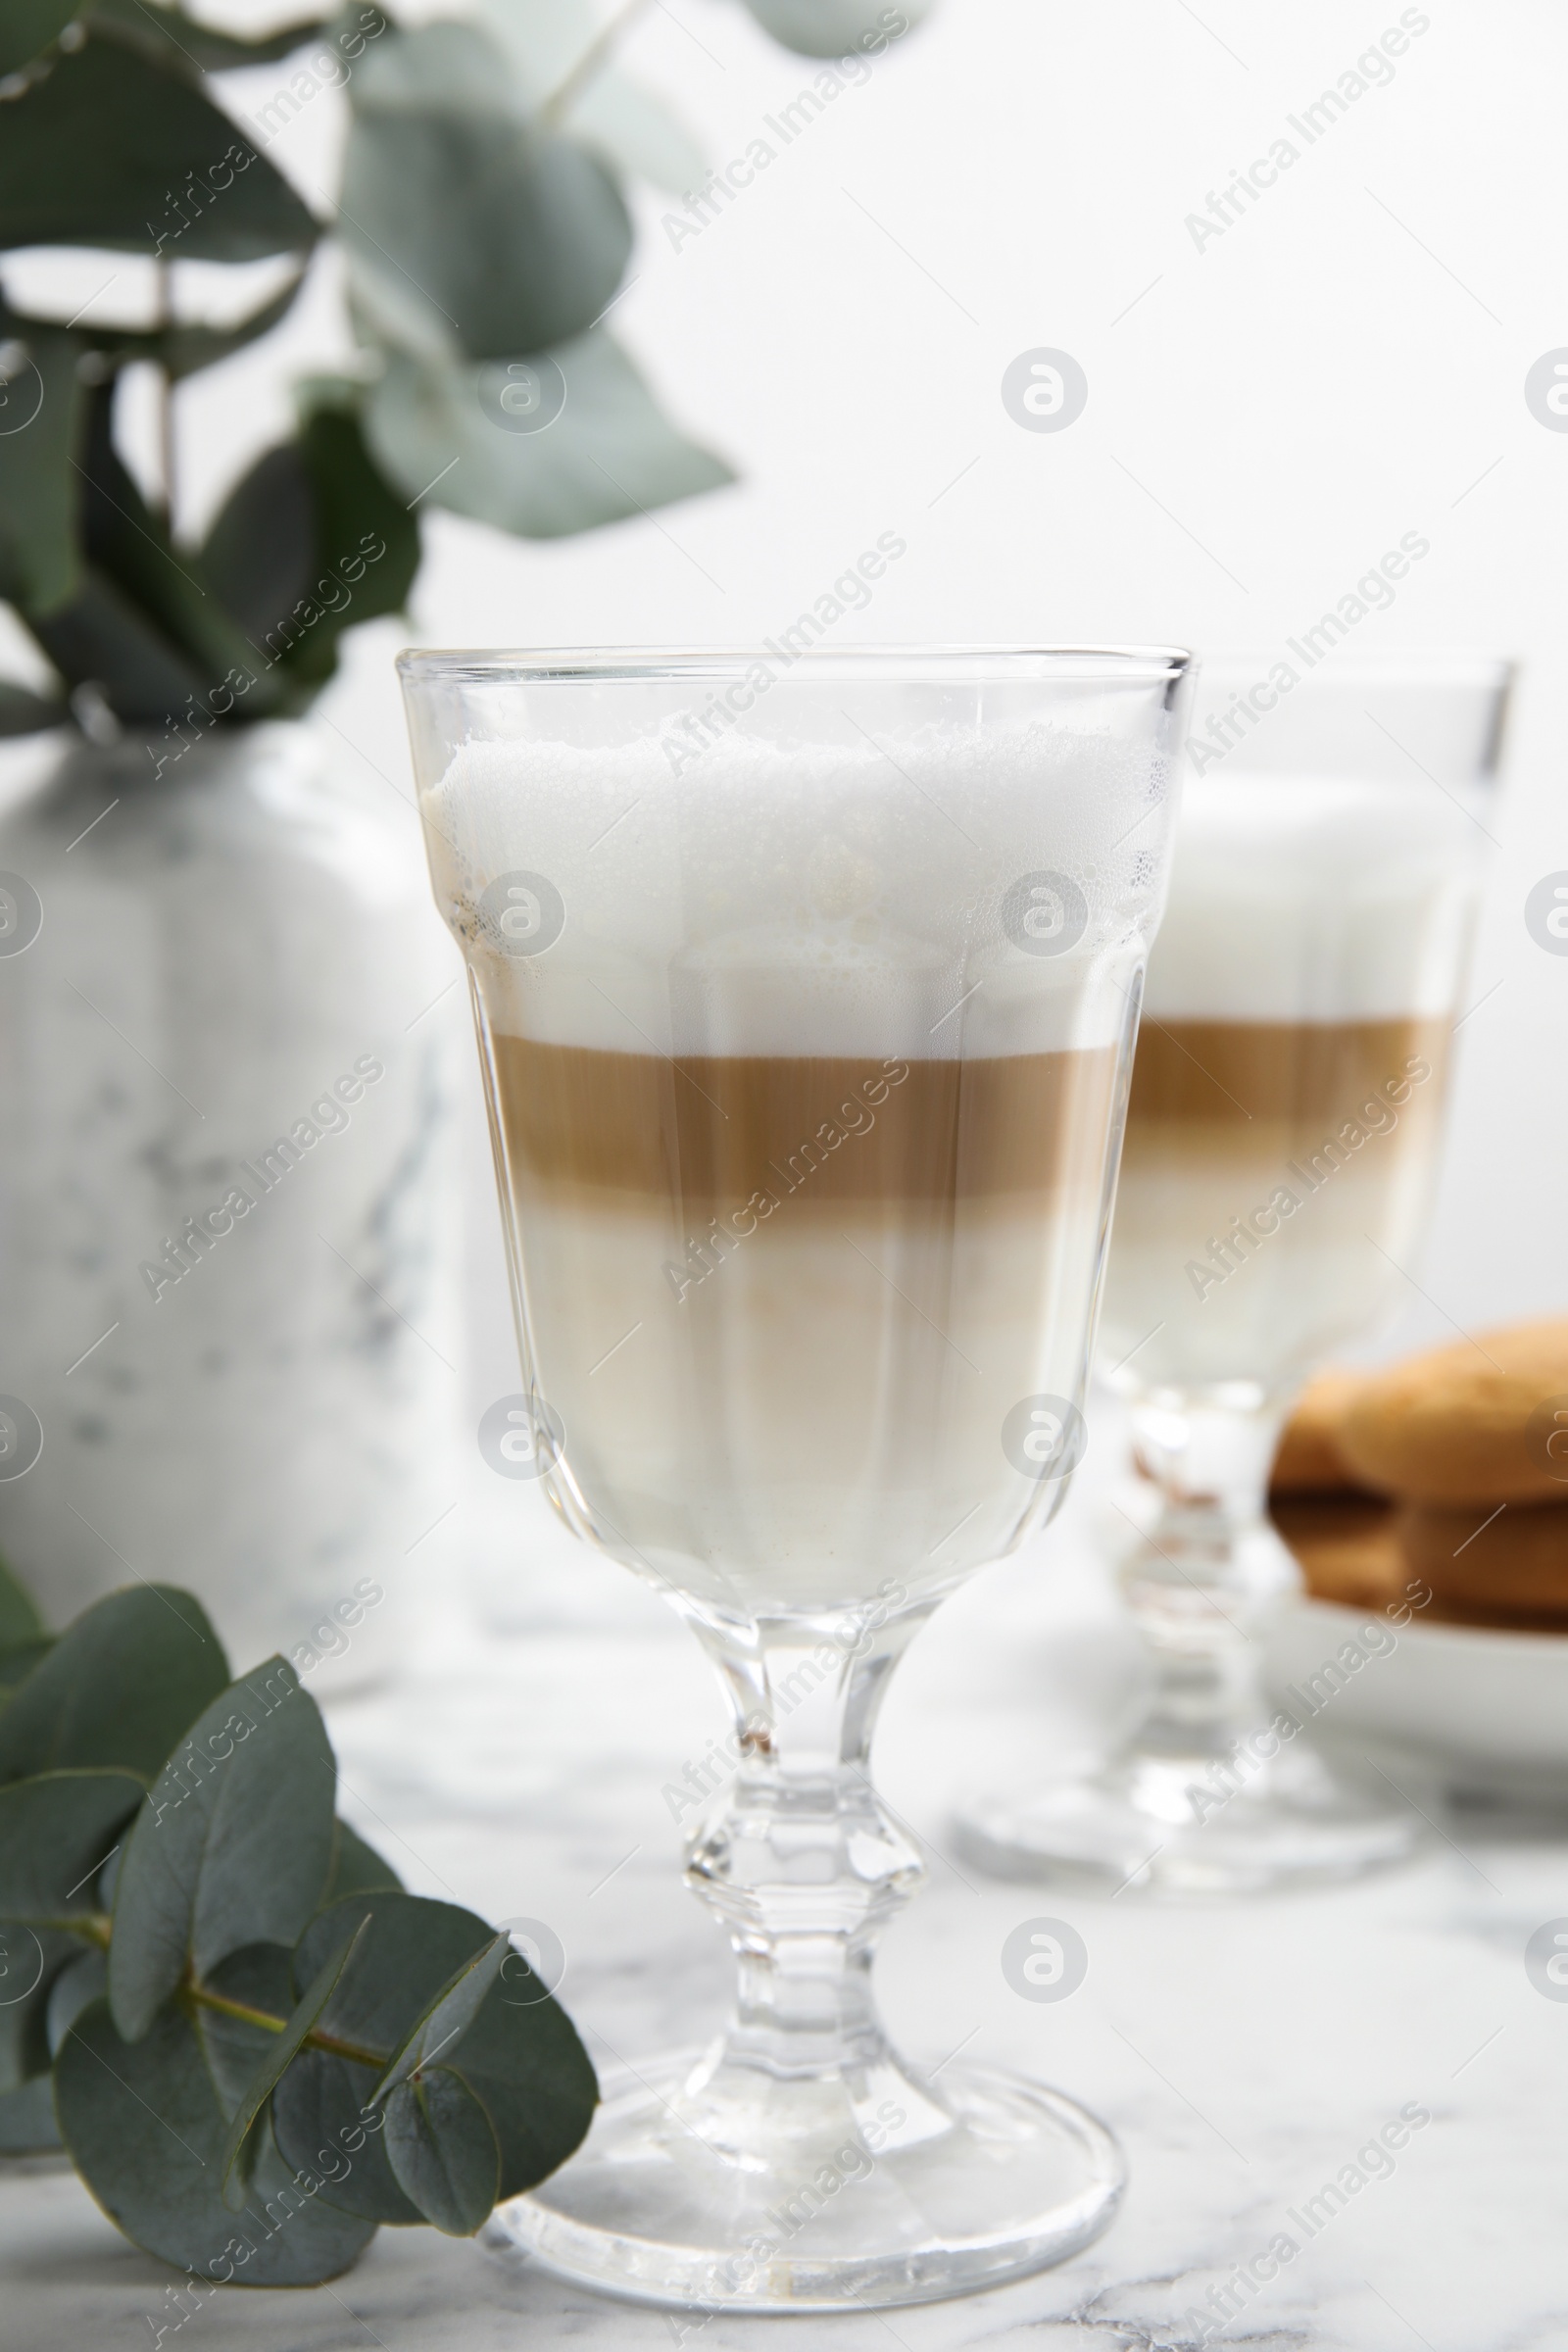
(423, 716, 1174, 1058)
(1147, 770, 1489, 1022)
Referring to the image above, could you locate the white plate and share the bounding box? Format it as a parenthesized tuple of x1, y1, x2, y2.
(1266, 1595, 1568, 1804)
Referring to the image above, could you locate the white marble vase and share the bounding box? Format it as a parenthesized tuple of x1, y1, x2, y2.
(0, 720, 463, 1683)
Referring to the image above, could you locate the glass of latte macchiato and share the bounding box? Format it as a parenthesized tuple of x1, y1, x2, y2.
(959, 655, 1512, 1897)
(399, 647, 1191, 2311)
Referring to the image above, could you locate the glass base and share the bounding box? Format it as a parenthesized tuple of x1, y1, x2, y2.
(956, 1737, 1425, 1896)
(483, 2048, 1124, 2312)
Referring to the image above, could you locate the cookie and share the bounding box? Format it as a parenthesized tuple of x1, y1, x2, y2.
(1336, 1319, 1568, 1507)
(1270, 1371, 1370, 1495)
(1270, 1495, 1403, 1609)
(1399, 1501, 1568, 1622)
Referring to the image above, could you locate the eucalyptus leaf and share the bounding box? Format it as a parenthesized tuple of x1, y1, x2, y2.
(366, 327, 733, 540)
(271, 1892, 499, 2225)
(321, 1820, 402, 1906)
(564, 68, 709, 197)
(190, 1941, 295, 2114)
(436, 1950, 598, 2198)
(0, 1770, 142, 1924)
(471, 0, 708, 190)
(468, 0, 598, 97)
(281, 1892, 596, 2206)
(82, 0, 340, 73)
(45, 1946, 107, 2054)
(0, 1555, 43, 1648)
(0, 3, 75, 79)
(73, 380, 280, 702)
(291, 1894, 495, 2059)
(0, 689, 66, 740)
(199, 446, 314, 650)
(343, 23, 631, 359)
(0, 1586, 226, 1786)
(57, 1996, 376, 2283)
(0, 28, 319, 260)
(109, 1659, 335, 2041)
(201, 399, 417, 689)
(25, 565, 220, 726)
(270, 2047, 420, 2225)
(741, 0, 928, 58)
(0, 2072, 60, 2151)
(383, 2067, 499, 2235)
(220, 1914, 371, 2208)
(370, 1933, 509, 2106)
(0, 324, 85, 618)
(0, 1923, 77, 2091)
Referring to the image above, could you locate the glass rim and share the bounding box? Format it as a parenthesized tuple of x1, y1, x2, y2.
(1195, 648, 1516, 689)
(396, 642, 1194, 689)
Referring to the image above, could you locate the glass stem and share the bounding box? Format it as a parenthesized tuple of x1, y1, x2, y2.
(1115, 1392, 1298, 1760)
(679, 1601, 944, 2130)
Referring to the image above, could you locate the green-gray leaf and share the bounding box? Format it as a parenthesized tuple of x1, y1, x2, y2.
(282, 1895, 597, 2205)
(57, 1996, 376, 2282)
(365, 327, 734, 541)
(343, 23, 630, 360)
(190, 1942, 294, 2114)
(0, 1770, 142, 1924)
(0, 2072, 60, 2151)
(25, 566, 227, 726)
(201, 399, 418, 690)
(0, 1587, 226, 1786)
(220, 1914, 370, 2207)
(109, 1660, 335, 2041)
(0, 689, 66, 740)
(742, 0, 928, 57)
(371, 1934, 509, 2107)
(383, 2067, 499, 2234)
(0, 325, 85, 617)
(0, 28, 319, 259)
(81, 0, 338, 73)
(270, 2045, 419, 2224)
(0, 1554, 43, 1648)
(0, 1, 76, 75)
(271, 1893, 498, 2226)
(70, 378, 280, 699)
(46, 1946, 107, 2054)
(440, 1960, 598, 2199)
(321, 1820, 402, 1907)
(0, 1923, 77, 2091)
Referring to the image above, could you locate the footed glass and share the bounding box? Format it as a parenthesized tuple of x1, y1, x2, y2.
(399, 646, 1191, 2311)
(958, 655, 1512, 1897)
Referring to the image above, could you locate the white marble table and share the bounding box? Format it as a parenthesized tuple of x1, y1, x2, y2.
(5, 1453, 1566, 2352)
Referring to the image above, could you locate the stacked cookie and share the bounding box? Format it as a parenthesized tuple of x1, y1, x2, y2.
(1269, 1321, 1568, 1629)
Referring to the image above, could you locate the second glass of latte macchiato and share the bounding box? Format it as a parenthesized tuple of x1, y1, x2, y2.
(959, 653, 1512, 1896)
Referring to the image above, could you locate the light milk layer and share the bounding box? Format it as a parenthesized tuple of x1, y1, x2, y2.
(1146, 770, 1488, 1022)
(424, 720, 1175, 1057)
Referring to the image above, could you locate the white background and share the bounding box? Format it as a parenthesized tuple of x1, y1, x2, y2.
(47, 0, 1568, 1387)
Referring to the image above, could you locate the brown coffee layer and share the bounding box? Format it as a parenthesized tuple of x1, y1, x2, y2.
(491, 1039, 1118, 1210)
(1127, 1016, 1446, 1128)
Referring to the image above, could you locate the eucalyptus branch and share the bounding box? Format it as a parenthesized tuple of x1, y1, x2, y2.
(183, 1980, 388, 2071)
(0, 1563, 597, 2278)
